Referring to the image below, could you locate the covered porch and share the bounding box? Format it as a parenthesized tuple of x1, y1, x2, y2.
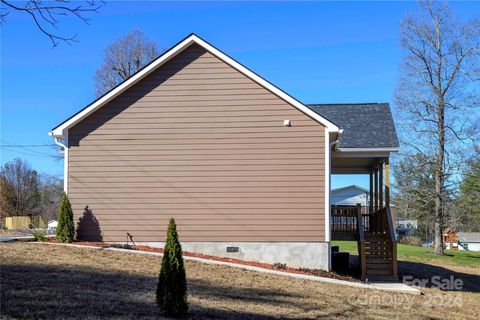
(330, 151, 398, 281)
(308, 103, 399, 281)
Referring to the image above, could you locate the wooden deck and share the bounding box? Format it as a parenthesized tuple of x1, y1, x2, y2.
(332, 205, 398, 281)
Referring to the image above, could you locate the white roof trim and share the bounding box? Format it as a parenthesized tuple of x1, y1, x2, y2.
(50, 34, 339, 137)
(337, 147, 400, 153)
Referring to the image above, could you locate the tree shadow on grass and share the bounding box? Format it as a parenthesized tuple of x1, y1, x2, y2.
(0, 263, 345, 319)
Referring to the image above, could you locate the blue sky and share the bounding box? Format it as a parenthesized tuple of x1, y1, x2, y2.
(1, 1, 479, 188)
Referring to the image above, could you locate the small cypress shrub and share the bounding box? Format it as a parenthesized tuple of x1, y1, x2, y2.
(56, 192, 75, 243)
(32, 230, 47, 242)
(156, 218, 188, 317)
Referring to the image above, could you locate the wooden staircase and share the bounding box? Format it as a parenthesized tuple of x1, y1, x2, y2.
(358, 207, 398, 281)
(363, 233, 397, 281)
(332, 205, 398, 281)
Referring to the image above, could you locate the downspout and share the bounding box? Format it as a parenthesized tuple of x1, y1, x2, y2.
(326, 129, 342, 271)
(53, 136, 66, 150)
(331, 129, 343, 151)
(50, 133, 68, 193)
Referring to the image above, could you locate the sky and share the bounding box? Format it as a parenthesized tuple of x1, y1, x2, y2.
(1, 1, 480, 189)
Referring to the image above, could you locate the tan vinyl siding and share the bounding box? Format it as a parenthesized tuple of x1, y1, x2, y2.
(68, 44, 326, 242)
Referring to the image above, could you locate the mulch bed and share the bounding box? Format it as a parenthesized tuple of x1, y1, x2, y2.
(45, 238, 360, 282)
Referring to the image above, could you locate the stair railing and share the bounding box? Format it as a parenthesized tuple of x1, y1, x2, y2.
(356, 204, 367, 280)
(381, 207, 398, 278)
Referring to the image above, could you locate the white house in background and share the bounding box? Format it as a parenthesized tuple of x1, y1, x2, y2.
(396, 219, 418, 238)
(331, 185, 369, 207)
(47, 220, 58, 230)
(457, 232, 480, 251)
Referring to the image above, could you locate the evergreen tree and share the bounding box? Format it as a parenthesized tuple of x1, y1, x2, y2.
(457, 149, 480, 231)
(156, 218, 188, 317)
(56, 192, 75, 243)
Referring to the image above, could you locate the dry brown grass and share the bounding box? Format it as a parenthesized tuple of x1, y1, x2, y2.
(1, 242, 479, 320)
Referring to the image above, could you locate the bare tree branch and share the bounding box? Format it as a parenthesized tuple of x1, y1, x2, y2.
(94, 29, 159, 97)
(0, 0, 103, 47)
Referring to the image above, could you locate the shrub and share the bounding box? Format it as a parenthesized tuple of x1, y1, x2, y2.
(32, 230, 46, 241)
(156, 218, 188, 317)
(400, 236, 422, 246)
(56, 192, 75, 243)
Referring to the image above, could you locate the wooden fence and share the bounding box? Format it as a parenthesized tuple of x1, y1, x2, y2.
(5, 216, 48, 229)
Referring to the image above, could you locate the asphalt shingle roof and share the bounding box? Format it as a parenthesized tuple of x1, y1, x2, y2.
(307, 103, 399, 149)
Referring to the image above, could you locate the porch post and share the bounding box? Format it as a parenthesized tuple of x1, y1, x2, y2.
(374, 164, 379, 212)
(369, 170, 374, 215)
(385, 158, 390, 208)
(379, 160, 383, 210)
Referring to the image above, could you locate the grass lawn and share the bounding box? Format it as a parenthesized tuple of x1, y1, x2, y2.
(1, 242, 480, 319)
(332, 241, 480, 268)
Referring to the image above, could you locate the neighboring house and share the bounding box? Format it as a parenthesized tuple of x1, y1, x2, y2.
(48, 220, 58, 230)
(456, 233, 480, 251)
(331, 185, 369, 207)
(396, 219, 418, 238)
(443, 229, 480, 251)
(49, 34, 399, 280)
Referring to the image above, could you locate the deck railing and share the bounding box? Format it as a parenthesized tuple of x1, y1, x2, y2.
(331, 205, 370, 233)
(331, 205, 398, 279)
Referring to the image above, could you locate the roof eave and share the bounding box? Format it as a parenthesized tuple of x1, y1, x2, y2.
(337, 147, 400, 153)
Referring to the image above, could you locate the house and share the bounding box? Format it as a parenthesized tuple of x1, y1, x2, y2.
(48, 220, 58, 230)
(396, 219, 418, 238)
(49, 34, 399, 280)
(331, 185, 369, 207)
(443, 228, 480, 251)
(456, 233, 480, 251)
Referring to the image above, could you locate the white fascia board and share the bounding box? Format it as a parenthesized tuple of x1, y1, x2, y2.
(49, 34, 339, 138)
(337, 147, 400, 153)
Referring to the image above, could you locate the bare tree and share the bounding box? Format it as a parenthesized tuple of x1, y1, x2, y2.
(0, 0, 103, 47)
(38, 174, 63, 220)
(0, 158, 41, 218)
(395, 0, 480, 255)
(94, 29, 159, 97)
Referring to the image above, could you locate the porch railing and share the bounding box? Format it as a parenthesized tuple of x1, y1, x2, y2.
(331, 205, 370, 233)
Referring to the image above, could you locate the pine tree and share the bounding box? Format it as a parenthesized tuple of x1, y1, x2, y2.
(56, 192, 75, 243)
(156, 218, 188, 317)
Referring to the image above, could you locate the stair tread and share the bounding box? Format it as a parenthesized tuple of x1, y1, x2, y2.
(366, 269, 394, 275)
(366, 258, 392, 263)
(367, 263, 392, 273)
(365, 275, 399, 282)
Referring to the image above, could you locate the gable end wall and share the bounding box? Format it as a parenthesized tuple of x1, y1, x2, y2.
(68, 44, 327, 243)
